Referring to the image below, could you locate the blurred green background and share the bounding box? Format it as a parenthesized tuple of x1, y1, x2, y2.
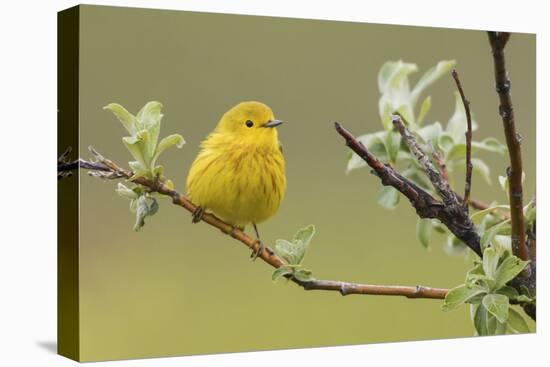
(76, 5, 535, 361)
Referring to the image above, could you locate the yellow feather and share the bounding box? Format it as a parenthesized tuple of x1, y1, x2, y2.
(186, 101, 286, 228)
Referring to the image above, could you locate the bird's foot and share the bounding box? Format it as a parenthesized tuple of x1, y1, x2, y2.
(250, 240, 273, 261)
(250, 240, 265, 261)
(191, 206, 205, 223)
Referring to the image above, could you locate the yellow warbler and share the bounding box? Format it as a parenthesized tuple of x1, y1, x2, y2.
(186, 101, 286, 256)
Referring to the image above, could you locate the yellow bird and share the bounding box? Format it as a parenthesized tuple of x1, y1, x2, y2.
(186, 101, 286, 258)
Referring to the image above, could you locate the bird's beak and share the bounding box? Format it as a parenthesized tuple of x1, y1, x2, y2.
(262, 119, 283, 128)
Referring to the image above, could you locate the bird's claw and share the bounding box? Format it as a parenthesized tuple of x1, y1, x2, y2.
(250, 240, 264, 261)
(191, 206, 205, 223)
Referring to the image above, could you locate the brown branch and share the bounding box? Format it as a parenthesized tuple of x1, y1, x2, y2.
(335, 122, 481, 257)
(451, 69, 473, 211)
(63, 146, 448, 301)
(487, 32, 529, 263)
(392, 115, 459, 206)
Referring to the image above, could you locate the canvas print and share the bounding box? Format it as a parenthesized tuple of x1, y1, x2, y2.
(57, 5, 536, 362)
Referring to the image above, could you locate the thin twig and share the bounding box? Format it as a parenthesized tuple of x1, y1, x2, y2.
(487, 32, 529, 263)
(451, 69, 473, 211)
(392, 115, 459, 206)
(59, 147, 448, 300)
(334, 122, 481, 257)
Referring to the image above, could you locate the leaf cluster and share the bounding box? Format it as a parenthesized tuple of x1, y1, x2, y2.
(272, 225, 316, 282)
(442, 246, 534, 335)
(346, 60, 507, 252)
(105, 101, 185, 230)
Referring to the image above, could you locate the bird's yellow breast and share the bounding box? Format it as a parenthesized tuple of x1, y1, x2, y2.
(186, 131, 286, 228)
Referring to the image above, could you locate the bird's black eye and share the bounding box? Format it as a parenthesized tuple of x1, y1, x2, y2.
(245, 120, 254, 128)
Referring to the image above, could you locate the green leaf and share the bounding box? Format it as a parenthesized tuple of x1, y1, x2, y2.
(272, 265, 293, 282)
(442, 285, 487, 312)
(377, 186, 400, 209)
(123, 129, 151, 169)
(472, 137, 507, 155)
(104, 103, 138, 135)
(470, 205, 509, 223)
(474, 303, 490, 335)
(494, 256, 529, 289)
(151, 134, 185, 168)
(482, 247, 499, 279)
(294, 268, 315, 282)
(136, 101, 163, 155)
(115, 183, 138, 200)
(482, 294, 509, 323)
(507, 307, 530, 333)
(480, 219, 510, 251)
(347, 132, 387, 172)
(133, 195, 159, 231)
(472, 158, 491, 185)
(384, 131, 401, 163)
(377, 61, 418, 126)
(444, 234, 468, 256)
(273, 239, 300, 265)
(292, 224, 316, 264)
(378, 60, 418, 94)
(496, 286, 519, 299)
(417, 95, 432, 126)
(446, 143, 467, 161)
(411, 60, 456, 105)
(437, 134, 454, 153)
(416, 218, 433, 248)
(417, 122, 443, 143)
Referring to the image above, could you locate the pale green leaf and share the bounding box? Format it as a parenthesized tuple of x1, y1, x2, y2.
(480, 219, 510, 251)
(507, 307, 530, 333)
(292, 224, 316, 264)
(411, 60, 456, 104)
(444, 234, 468, 256)
(482, 294, 509, 323)
(104, 103, 138, 135)
(384, 130, 401, 163)
(446, 143, 466, 161)
(134, 195, 159, 231)
(294, 268, 315, 282)
(272, 266, 293, 282)
(417, 122, 442, 143)
(273, 239, 300, 265)
(471, 158, 492, 185)
(436, 134, 454, 153)
(378, 60, 418, 94)
(416, 218, 433, 248)
(494, 256, 529, 289)
(470, 205, 509, 223)
(115, 183, 138, 200)
(136, 101, 163, 154)
(474, 304, 490, 336)
(377, 186, 400, 209)
(347, 132, 387, 172)
(442, 285, 487, 312)
(417, 95, 432, 126)
(152, 134, 185, 168)
(472, 137, 507, 155)
(482, 247, 499, 279)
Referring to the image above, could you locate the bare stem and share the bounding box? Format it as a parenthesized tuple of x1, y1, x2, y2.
(451, 69, 473, 211)
(487, 32, 529, 263)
